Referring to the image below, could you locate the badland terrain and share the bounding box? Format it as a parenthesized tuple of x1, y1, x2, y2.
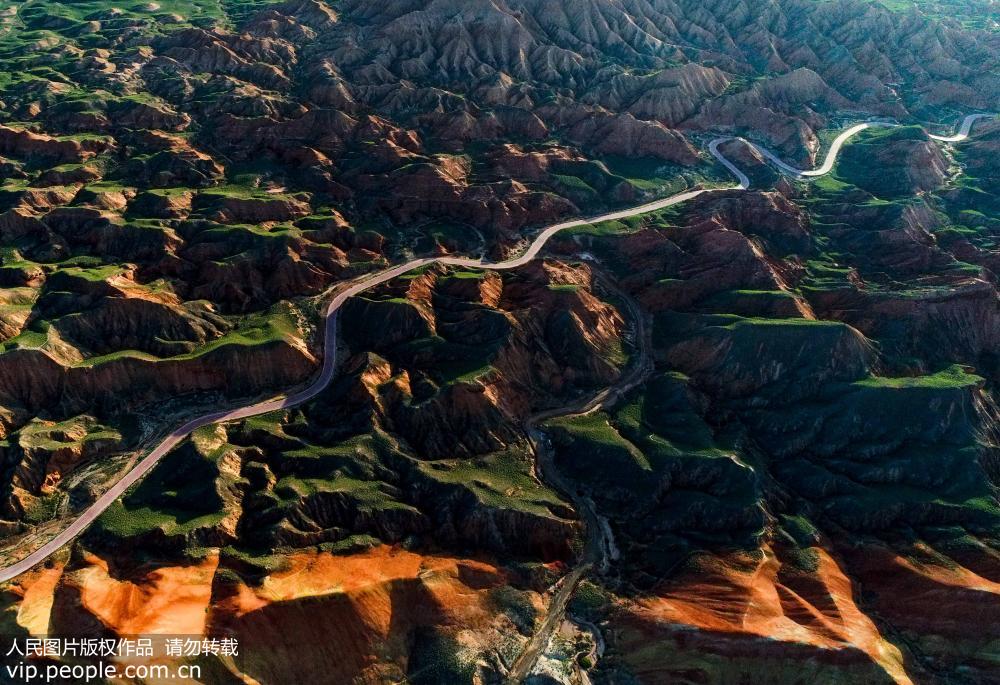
(0, 0, 997, 683)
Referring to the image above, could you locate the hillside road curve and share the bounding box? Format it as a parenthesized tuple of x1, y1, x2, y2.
(0, 113, 992, 585)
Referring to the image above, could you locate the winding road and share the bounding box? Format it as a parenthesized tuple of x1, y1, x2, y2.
(0, 113, 992, 585)
(928, 112, 995, 142)
(733, 122, 895, 177)
(505, 278, 650, 683)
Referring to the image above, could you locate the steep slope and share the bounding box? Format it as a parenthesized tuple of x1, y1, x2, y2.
(0, 2, 997, 684)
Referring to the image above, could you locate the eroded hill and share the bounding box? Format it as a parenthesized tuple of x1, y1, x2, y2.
(0, 1, 998, 684)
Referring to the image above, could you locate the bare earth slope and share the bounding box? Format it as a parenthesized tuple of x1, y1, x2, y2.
(0, 1, 998, 684)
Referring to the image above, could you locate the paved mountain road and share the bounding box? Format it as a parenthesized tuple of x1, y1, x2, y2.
(0, 113, 992, 584)
(929, 113, 995, 142)
(501, 111, 993, 682)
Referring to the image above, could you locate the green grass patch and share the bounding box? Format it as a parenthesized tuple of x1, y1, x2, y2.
(854, 364, 983, 390)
